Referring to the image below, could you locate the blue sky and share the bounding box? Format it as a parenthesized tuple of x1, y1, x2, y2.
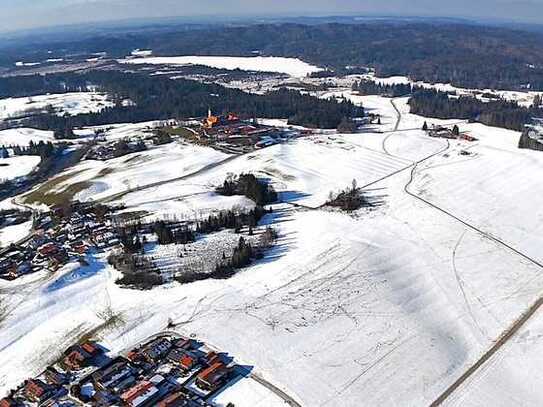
(2, 0, 543, 32)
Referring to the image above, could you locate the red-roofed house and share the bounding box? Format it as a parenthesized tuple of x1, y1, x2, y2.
(196, 362, 229, 391)
(0, 398, 17, 407)
(24, 379, 51, 403)
(121, 381, 159, 407)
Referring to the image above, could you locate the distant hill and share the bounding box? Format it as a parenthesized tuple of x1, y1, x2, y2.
(5, 21, 543, 91)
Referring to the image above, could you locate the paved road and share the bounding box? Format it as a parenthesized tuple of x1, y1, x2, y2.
(380, 98, 404, 156)
(248, 371, 302, 406)
(382, 97, 467, 156)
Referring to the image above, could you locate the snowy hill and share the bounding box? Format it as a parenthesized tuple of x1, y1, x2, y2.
(2, 92, 543, 406)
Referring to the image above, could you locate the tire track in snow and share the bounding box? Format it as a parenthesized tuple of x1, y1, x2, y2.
(450, 231, 488, 340)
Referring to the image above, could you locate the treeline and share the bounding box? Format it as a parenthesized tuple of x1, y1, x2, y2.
(352, 80, 413, 97)
(216, 173, 277, 205)
(8, 23, 543, 90)
(153, 221, 195, 245)
(409, 89, 543, 131)
(196, 206, 270, 234)
(22, 22, 543, 90)
(1, 140, 57, 158)
(350, 79, 543, 131)
(16, 71, 362, 131)
(0, 75, 89, 98)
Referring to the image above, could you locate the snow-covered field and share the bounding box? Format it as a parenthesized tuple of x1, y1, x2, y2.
(210, 377, 287, 407)
(0, 128, 56, 147)
(72, 120, 171, 142)
(116, 137, 412, 211)
(0, 92, 114, 120)
(0, 156, 40, 182)
(20, 141, 231, 209)
(2, 93, 543, 406)
(0, 220, 32, 248)
(120, 55, 322, 77)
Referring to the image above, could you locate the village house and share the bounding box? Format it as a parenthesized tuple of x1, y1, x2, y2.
(166, 349, 198, 371)
(157, 392, 189, 407)
(202, 109, 239, 130)
(23, 379, 53, 404)
(0, 399, 15, 407)
(62, 341, 100, 371)
(92, 359, 136, 391)
(120, 380, 160, 407)
(203, 351, 221, 366)
(172, 338, 192, 350)
(140, 337, 172, 364)
(44, 367, 69, 386)
(195, 362, 229, 391)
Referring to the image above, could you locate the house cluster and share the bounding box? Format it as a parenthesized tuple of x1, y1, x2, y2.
(85, 137, 148, 161)
(200, 109, 300, 150)
(1, 334, 239, 407)
(0, 203, 120, 280)
(0, 340, 104, 406)
(426, 125, 478, 142)
(79, 335, 233, 406)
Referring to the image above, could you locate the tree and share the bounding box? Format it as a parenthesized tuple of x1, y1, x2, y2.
(534, 94, 542, 108)
(452, 125, 460, 136)
(337, 117, 357, 133)
(64, 126, 76, 139)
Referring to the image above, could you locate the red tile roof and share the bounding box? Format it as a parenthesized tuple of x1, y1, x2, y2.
(121, 381, 153, 404)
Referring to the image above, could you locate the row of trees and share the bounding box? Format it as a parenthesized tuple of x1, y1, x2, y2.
(153, 221, 195, 245)
(153, 129, 173, 145)
(1, 140, 57, 159)
(196, 206, 269, 234)
(352, 80, 413, 97)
